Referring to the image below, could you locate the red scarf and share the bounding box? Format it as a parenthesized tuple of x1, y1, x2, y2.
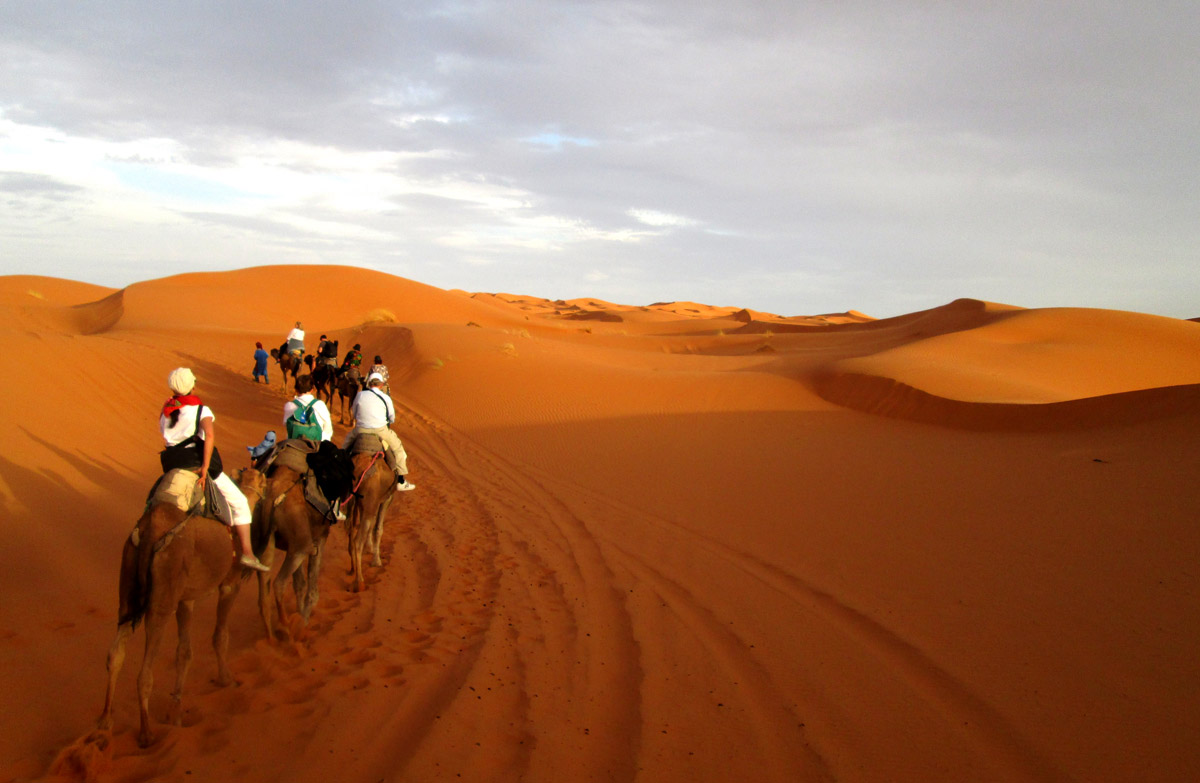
(162, 394, 203, 419)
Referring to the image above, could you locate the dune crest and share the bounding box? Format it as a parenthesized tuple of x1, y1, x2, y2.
(71, 290, 126, 335)
(814, 371, 1200, 430)
(820, 305, 1200, 409)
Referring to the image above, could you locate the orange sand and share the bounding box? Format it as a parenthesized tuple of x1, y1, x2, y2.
(1, 267, 1198, 782)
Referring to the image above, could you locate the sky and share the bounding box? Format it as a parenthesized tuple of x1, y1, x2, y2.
(1, 1, 1197, 318)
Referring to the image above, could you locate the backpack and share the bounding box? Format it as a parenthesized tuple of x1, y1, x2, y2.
(322, 339, 339, 359)
(286, 398, 323, 440)
(306, 441, 356, 504)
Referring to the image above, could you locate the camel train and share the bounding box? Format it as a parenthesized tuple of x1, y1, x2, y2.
(98, 352, 402, 747)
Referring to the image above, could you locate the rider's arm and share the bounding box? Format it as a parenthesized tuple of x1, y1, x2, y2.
(317, 401, 334, 441)
(198, 416, 215, 485)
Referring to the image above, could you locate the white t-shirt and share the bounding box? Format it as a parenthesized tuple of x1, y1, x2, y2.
(282, 393, 334, 441)
(352, 387, 395, 429)
(160, 404, 213, 446)
(287, 327, 305, 342)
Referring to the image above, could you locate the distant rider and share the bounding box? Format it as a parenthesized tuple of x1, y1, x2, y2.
(285, 321, 305, 356)
(341, 344, 363, 373)
(367, 355, 390, 394)
(317, 335, 339, 368)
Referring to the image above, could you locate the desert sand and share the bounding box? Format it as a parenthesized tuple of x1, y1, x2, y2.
(1, 266, 1198, 782)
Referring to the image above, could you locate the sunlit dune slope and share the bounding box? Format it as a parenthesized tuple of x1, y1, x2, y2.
(832, 305, 1200, 403)
(2, 267, 1199, 783)
(807, 300, 1200, 428)
(0, 275, 115, 307)
(96, 265, 534, 335)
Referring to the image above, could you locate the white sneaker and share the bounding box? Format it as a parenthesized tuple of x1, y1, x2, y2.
(396, 480, 416, 492)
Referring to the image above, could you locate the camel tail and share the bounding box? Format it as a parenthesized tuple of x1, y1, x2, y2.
(117, 514, 157, 629)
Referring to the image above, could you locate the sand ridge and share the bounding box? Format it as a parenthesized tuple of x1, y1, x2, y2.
(2, 266, 1199, 782)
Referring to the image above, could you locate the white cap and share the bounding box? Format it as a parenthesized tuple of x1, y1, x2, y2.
(366, 372, 385, 386)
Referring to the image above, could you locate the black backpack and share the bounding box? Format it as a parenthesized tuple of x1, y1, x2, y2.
(306, 441, 356, 502)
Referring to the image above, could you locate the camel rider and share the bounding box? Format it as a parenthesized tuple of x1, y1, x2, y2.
(317, 335, 339, 368)
(341, 344, 363, 373)
(159, 368, 270, 572)
(285, 321, 305, 356)
(343, 373, 415, 491)
(282, 374, 345, 520)
(367, 355, 390, 394)
(283, 375, 334, 442)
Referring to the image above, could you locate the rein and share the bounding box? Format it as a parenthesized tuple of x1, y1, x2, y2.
(151, 478, 266, 554)
(350, 451, 384, 496)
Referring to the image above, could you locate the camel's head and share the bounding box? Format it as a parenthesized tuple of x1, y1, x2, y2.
(234, 467, 267, 502)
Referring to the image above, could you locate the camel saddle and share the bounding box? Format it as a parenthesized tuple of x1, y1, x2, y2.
(346, 432, 385, 454)
(263, 437, 321, 474)
(137, 469, 234, 543)
(258, 438, 348, 519)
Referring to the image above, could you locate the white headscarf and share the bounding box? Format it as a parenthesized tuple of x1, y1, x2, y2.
(168, 367, 196, 395)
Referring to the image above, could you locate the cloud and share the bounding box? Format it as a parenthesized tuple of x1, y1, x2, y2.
(0, 1, 1197, 317)
(628, 209, 698, 228)
(0, 170, 80, 198)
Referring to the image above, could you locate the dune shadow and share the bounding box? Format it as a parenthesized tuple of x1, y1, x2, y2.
(16, 427, 146, 502)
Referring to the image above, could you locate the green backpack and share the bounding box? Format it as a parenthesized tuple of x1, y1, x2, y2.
(286, 398, 322, 440)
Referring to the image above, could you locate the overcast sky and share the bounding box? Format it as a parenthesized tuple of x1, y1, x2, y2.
(2, 1, 1197, 318)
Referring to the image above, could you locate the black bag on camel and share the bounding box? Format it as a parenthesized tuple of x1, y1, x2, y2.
(159, 404, 223, 478)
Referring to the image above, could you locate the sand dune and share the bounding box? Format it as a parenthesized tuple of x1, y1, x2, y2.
(1, 266, 1198, 782)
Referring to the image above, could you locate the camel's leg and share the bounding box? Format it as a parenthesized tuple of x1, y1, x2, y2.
(213, 580, 241, 686)
(272, 550, 306, 635)
(300, 540, 325, 621)
(345, 508, 358, 576)
(169, 600, 195, 726)
(369, 506, 385, 567)
(348, 510, 367, 592)
(256, 541, 277, 642)
(98, 622, 133, 731)
(371, 496, 393, 568)
(291, 558, 308, 619)
(137, 611, 171, 747)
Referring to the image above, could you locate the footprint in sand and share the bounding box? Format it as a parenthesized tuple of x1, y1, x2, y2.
(341, 648, 376, 666)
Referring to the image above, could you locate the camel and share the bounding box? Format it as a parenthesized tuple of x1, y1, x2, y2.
(344, 448, 395, 593)
(270, 346, 303, 388)
(254, 465, 333, 641)
(334, 367, 361, 424)
(310, 361, 337, 406)
(98, 468, 267, 748)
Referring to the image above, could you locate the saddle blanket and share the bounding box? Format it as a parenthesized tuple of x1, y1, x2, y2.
(348, 433, 385, 454)
(260, 438, 340, 518)
(147, 468, 232, 524)
(152, 468, 201, 510)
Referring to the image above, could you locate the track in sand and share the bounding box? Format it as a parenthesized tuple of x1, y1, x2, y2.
(77, 393, 1065, 783)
